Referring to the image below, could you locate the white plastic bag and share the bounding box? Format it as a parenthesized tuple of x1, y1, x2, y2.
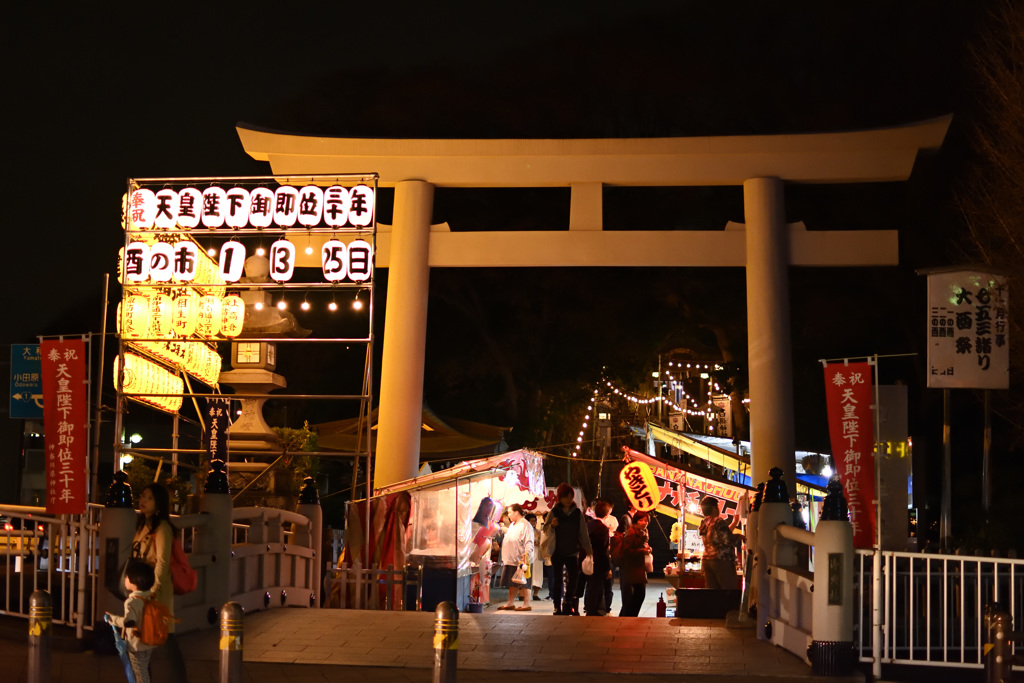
(644, 553, 654, 573)
(581, 554, 594, 576)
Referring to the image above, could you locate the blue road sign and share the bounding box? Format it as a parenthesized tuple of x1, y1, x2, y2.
(10, 344, 43, 419)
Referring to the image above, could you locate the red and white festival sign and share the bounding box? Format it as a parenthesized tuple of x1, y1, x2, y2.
(41, 338, 88, 514)
(823, 360, 876, 549)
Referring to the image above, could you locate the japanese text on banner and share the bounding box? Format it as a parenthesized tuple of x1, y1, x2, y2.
(823, 361, 876, 549)
(41, 339, 88, 514)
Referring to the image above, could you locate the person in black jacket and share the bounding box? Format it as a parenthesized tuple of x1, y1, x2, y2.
(583, 499, 613, 616)
(543, 482, 593, 615)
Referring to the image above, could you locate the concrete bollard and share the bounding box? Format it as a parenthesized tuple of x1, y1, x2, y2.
(984, 605, 1021, 683)
(219, 602, 244, 683)
(28, 590, 51, 683)
(757, 467, 791, 642)
(433, 601, 458, 683)
(806, 520, 856, 675)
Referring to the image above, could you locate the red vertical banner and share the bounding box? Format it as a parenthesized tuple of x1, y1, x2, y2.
(41, 339, 88, 514)
(823, 360, 876, 548)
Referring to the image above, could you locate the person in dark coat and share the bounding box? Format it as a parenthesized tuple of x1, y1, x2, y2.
(542, 482, 592, 615)
(583, 499, 613, 616)
(618, 510, 651, 617)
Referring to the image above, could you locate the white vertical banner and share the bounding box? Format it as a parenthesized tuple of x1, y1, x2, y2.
(926, 269, 1009, 389)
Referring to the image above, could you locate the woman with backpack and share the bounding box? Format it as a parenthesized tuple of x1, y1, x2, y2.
(132, 483, 189, 682)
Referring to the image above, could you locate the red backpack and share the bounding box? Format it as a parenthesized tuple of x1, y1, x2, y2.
(137, 596, 175, 646)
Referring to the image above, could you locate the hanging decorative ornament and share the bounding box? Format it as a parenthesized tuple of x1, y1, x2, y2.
(124, 242, 151, 282)
(269, 239, 296, 281)
(346, 239, 373, 282)
(273, 185, 300, 227)
(128, 189, 157, 229)
(123, 295, 150, 339)
(297, 185, 324, 227)
(249, 187, 274, 228)
(196, 295, 222, 338)
(219, 241, 246, 282)
(201, 186, 227, 229)
(220, 295, 245, 338)
(323, 186, 351, 227)
(172, 290, 198, 337)
(153, 189, 180, 230)
(149, 292, 174, 337)
(224, 187, 251, 228)
(177, 187, 202, 229)
(149, 242, 175, 282)
(321, 239, 347, 281)
(348, 184, 375, 227)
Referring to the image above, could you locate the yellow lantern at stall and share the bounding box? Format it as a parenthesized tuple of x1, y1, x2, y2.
(619, 461, 660, 512)
(220, 295, 245, 338)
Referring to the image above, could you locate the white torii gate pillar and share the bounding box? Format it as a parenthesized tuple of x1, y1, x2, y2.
(374, 180, 434, 488)
(744, 177, 796, 491)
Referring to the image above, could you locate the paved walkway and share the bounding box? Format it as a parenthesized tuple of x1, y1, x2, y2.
(3, 580, 864, 682)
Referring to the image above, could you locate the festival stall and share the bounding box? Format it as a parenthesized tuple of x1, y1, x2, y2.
(340, 449, 547, 611)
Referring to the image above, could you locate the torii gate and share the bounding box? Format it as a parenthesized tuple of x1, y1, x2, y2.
(237, 116, 950, 492)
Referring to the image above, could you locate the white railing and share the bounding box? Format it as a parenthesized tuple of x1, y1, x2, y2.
(0, 503, 103, 638)
(855, 549, 1024, 670)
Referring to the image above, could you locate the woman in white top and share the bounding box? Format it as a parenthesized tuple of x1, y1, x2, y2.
(497, 504, 535, 611)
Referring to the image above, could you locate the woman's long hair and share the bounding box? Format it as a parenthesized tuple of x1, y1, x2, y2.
(136, 482, 175, 533)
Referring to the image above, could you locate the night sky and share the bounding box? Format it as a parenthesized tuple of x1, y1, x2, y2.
(5, 2, 1015, 531)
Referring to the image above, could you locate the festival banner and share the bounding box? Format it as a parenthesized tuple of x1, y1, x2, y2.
(41, 338, 88, 514)
(204, 397, 232, 463)
(823, 360, 876, 548)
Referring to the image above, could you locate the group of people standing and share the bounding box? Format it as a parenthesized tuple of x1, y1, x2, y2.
(495, 483, 741, 617)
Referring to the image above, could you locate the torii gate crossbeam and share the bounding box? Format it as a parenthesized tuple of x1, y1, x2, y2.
(237, 117, 951, 494)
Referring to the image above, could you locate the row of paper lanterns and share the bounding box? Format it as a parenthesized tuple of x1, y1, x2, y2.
(119, 293, 245, 340)
(125, 184, 375, 231)
(128, 337, 222, 387)
(114, 353, 185, 413)
(117, 244, 226, 290)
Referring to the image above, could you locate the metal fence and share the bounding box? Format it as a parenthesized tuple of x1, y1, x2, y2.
(0, 503, 103, 638)
(855, 549, 1023, 669)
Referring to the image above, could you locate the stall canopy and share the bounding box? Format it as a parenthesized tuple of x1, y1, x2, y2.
(315, 405, 509, 460)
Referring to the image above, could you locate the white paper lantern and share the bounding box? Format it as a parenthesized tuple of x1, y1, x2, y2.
(149, 293, 174, 337)
(124, 242, 151, 282)
(321, 239, 347, 281)
(128, 189, 157, 229)
(323, 186, 351, 227)
(149, 242, 174, 282)
(274, 186, 299, 227)
(297, 186, 324, 227)
(270, 239, 296, 281)
(348, 184, 375, 227)
(249, 187, 274, 228)
(172, 291, 198, 337)
(347, 239, 373, 282)
(154, 189, 180, 230)
(219, 241, 246, 282)
(220, 295, 245, 338)
(196, 295, 222, 338)
(172, 241, 199, 282)
(225, 187, 251, 228)
(201, 186, 227, 229)
(177, 188, 202, 229)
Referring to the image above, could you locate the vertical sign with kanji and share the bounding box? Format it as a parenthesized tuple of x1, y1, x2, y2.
(41, 338, 88, 514)
(204, 397, 231, 463)
(823, 360, 876, 549)
(927, 270, 1009, 389)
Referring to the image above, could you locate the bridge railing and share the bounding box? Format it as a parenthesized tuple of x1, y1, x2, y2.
(854, 549, 1024, 670)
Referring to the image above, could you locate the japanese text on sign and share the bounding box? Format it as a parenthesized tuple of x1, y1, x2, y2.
(41, 338, 88, 514)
